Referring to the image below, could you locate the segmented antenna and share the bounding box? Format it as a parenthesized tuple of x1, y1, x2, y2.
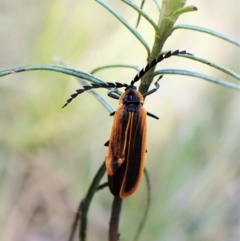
(62, 82, 128, 108)
(130, 50, 191, 86)
(62, 50, 192, 108)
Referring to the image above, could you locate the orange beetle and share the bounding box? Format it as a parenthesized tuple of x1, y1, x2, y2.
(63, 50, 191, 198)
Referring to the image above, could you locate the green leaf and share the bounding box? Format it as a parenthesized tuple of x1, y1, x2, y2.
(90, 64, 140, 75)
(161, 51, 240, 80)
(172, 5, 198, 17)
(133, 169, 151, 241)
(153, 0, 161, 11)
(77, 78, 115, 113)
(80, 162, 106, 241)
(96, 0, 150, 55)
(172, 24, 240, 46)
(0, 64, 105, 84)
(121, 0, 158, 31)
(154, 68, 240, 90)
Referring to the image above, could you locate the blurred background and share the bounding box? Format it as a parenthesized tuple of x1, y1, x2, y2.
(0, 0, 239, 241)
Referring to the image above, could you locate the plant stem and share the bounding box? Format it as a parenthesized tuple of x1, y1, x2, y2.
(139, 0, 188, 94)
(109, 197, 122, 241)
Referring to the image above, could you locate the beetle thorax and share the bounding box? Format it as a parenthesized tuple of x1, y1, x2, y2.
(119, 88, 144, 112)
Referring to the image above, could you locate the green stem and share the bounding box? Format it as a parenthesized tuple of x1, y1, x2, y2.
(139, 0, 188, 94)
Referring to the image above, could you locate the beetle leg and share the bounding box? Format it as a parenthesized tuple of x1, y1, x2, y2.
(107, 89, 120, 99)
(142, 75, 162, 97)
(147, 112, 159, 119)
(110, 111, 115, 116)
(104, 140, 109, 146)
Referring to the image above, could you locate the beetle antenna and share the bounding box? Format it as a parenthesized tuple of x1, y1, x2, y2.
(130, 50, 192, 86)
(62, 82, 128, 108)
(62, 50, 192, 108)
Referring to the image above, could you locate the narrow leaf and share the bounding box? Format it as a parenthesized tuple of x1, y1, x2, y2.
(96, 0, 150, 55)
(172, 24, 240, 47)
(172, 5, 198, 17)
(160, 51, 240, 80)
(153, 0, 161, 11)
(177, 53, 240, 80)
(80, 162, 106, 241)
(133, 169, 151, 241)
(90, 64, 140, 75)
(0, 64, 106, 84)
(153, 68, 240, 90)
(121, 0, 158, 31)
(78, 78, 115, 113)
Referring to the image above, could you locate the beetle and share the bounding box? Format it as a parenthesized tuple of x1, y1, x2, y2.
(62, 50, 191, 198)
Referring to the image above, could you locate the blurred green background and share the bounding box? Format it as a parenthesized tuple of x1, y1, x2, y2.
(0, 0, 239, 241)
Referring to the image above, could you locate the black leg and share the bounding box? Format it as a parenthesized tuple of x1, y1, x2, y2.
(142, 75, 162, 97)
(104, 140, 109, 146)
(147, 112, 159, 120)
(110, 111, 115, 116)
(108, 89, 120, 99)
